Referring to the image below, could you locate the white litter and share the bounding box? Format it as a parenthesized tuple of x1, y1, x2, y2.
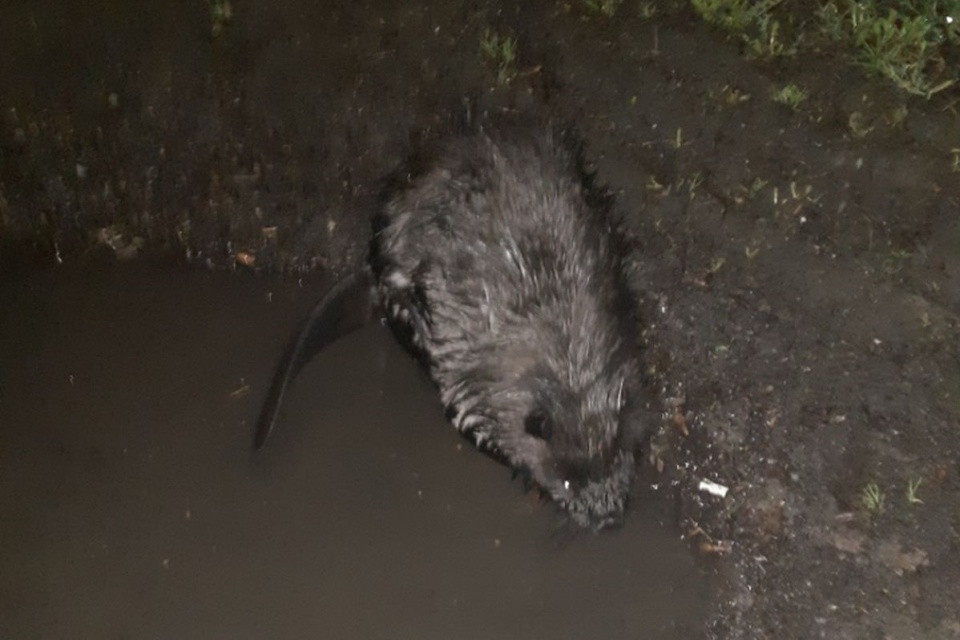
(699, 478, 730, 498)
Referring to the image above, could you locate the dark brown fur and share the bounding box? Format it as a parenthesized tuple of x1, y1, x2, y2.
(255, 120, 650, 529)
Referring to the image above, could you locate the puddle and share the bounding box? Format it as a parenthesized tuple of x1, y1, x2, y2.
(0, 265, 712, 639)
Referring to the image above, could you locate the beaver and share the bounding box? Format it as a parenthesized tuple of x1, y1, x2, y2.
(254, 120, 650, 530)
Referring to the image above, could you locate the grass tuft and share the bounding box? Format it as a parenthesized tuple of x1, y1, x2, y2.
(480, 29, 518, 86)
(209, 0, 232, 38)
(689, 0, 960, 99)
(581, 0, 624, 18)
(690, 0, 798, 58)
(861, 482, 885, 513)
(771, 83, 807, 110)
(906, 477, 924, 505)
(819, 0, 958, 97)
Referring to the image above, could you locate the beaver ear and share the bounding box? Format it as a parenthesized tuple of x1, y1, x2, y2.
(524, 411, 553, 442)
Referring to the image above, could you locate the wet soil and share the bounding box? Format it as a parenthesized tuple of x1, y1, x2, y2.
(0, 265, 709, 639)
(2, 0, 960, 638)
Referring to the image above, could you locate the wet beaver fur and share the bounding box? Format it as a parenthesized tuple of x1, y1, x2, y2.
(254, 118, 651, 530)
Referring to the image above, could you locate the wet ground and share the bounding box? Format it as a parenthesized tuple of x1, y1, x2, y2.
(0, 265, 710, 639)
(2, 0, 960, 638)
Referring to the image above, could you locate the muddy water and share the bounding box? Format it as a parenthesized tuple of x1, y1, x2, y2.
(0, 265, 710, 639)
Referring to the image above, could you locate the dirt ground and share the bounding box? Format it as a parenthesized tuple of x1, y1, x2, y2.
(2, 0, 959, 638)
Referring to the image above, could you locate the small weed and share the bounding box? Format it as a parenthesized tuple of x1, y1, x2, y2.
(582, 0, 623, 18)
(736, 176, 768, 203)
(690, 0, 775, 32)
(816, 2, 846, 41)
(906, 478, 924, 505)
(861, 482, 885, 513)
(714, 84, 751, 106)
(772, 83, 807, 110)
(209, 0, 232, 37)
(748, 176, 768, 197)
(886, 105, 909, 128)
(687, 171, 704, 197)
(882, 248, 913, 274)
(744, 14, 799, 58)
(672, 127, 684, 149)
(789, 181, 814, 201)
(951, 149, 960, 173)
(480, 29, 518, 86)
(848, 111, 875, 138)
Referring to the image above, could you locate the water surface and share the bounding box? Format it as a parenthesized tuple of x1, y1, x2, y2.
(0, 265, 711, 639)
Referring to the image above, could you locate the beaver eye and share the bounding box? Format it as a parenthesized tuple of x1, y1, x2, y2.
(563, 480, 571, 491)
(524, 411, 553, 441)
